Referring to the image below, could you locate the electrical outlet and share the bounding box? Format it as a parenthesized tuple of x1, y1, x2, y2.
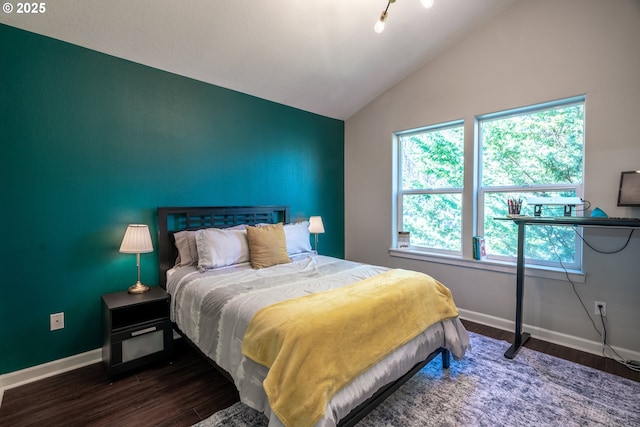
(50, 312, 64, 331)
(594, 301, 606, 317)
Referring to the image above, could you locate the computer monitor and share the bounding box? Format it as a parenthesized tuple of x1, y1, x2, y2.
(617, 171, 640, 207)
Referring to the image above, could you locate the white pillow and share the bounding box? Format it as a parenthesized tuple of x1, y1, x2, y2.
(174, 230, 198, 266)
(284, 221, 312, 255)
(196, 228, 250, 271)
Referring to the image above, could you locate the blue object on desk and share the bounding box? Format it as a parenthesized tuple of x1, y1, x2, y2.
(591, 207, 608, 218)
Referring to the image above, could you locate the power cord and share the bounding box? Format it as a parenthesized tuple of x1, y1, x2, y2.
(573, 226, 635, 254)
(597, 305, 640, 372)
(545, 227, 602, 337)
(597, 304, 607, 346)
(545, 226, 640, 373)
(575, 199, 592, 214)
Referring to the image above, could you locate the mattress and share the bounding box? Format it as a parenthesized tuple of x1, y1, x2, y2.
(167, 254, 470, 427)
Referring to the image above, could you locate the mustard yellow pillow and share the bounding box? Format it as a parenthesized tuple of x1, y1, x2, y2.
(246, 223, 291, 269)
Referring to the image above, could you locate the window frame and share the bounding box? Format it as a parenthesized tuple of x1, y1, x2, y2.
(392, 96, 586, 272)
(395, 119, 464, 256)
(475, 96, 585, 269)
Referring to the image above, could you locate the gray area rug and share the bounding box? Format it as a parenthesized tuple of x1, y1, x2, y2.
(193, 332, 640, 426)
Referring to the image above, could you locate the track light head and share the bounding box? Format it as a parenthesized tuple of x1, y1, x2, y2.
(374, 0, 434, 33)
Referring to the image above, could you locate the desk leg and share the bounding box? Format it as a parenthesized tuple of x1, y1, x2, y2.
(505, 221, 531, 359)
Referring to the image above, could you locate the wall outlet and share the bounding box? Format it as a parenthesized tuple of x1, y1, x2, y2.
(594, 301, 606, 317)
(50, 312, 64, 331)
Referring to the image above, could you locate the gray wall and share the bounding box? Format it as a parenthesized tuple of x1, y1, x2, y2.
(345, 0, 640, 357)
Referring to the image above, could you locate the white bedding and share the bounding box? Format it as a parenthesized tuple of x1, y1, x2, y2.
(167, 254, 469, 427)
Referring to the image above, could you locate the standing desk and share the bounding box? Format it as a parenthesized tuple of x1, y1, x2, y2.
(498, 216, 640, 359)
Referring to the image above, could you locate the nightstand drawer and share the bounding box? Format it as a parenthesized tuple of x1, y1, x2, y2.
(106, 319, 171, 372)
(101, 287, 172, 380)
(122, 328, 164, 362)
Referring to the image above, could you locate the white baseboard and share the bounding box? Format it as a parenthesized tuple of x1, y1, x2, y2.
(2, 312, 638, 408)
(458, 308, 640, 363)
(0, 348, 101, 408)
(0, 334, 184, 408)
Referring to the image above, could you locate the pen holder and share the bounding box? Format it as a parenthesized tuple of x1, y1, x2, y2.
(507, 199, 522, 215)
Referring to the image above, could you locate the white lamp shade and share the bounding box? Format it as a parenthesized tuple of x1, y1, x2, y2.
(119, 224, 153, 253)
(421, 0, 435, 8)
(308, 216, 325, 234)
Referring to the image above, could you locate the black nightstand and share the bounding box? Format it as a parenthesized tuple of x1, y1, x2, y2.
(101, 286, 173, 380)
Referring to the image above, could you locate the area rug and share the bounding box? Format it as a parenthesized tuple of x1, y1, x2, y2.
(193, 332, 640, 426)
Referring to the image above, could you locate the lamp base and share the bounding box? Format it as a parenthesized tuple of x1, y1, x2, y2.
(128, 281, 150, 294)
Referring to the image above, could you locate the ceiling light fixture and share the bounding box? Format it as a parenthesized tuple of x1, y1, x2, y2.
(375, 0, 435, 33)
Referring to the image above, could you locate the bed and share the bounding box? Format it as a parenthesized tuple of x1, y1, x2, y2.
(157, 206, 469, 427)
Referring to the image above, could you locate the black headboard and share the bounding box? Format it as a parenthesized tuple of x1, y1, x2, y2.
(157, 206, 290, 288)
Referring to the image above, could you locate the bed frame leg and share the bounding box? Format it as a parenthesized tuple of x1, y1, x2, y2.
(442, 348, 450, 369)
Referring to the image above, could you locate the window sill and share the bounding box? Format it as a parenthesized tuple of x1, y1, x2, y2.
(388, 248, 586, 283)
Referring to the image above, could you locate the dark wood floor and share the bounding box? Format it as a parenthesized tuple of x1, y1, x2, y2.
(462, 320, 640, 383)
(1, 320, 638, 427)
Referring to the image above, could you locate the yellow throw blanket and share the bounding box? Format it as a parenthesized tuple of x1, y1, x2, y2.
(241, 268, 459, 427)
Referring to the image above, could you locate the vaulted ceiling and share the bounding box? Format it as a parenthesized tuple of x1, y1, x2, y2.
(1, 0, 518, 119)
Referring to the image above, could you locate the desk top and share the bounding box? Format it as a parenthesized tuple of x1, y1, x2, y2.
(497, 216, 640, 227)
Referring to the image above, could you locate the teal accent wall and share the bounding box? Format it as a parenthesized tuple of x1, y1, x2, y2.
(0, 24, 344, 374)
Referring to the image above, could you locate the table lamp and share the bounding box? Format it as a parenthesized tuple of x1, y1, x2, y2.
(120, 224, 154, 294)
(308, 216, 325, 252)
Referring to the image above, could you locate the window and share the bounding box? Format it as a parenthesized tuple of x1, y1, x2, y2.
(394, 96, 585, 270)
(478, 97, 585, 268)
(396, 121, 464, 254)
